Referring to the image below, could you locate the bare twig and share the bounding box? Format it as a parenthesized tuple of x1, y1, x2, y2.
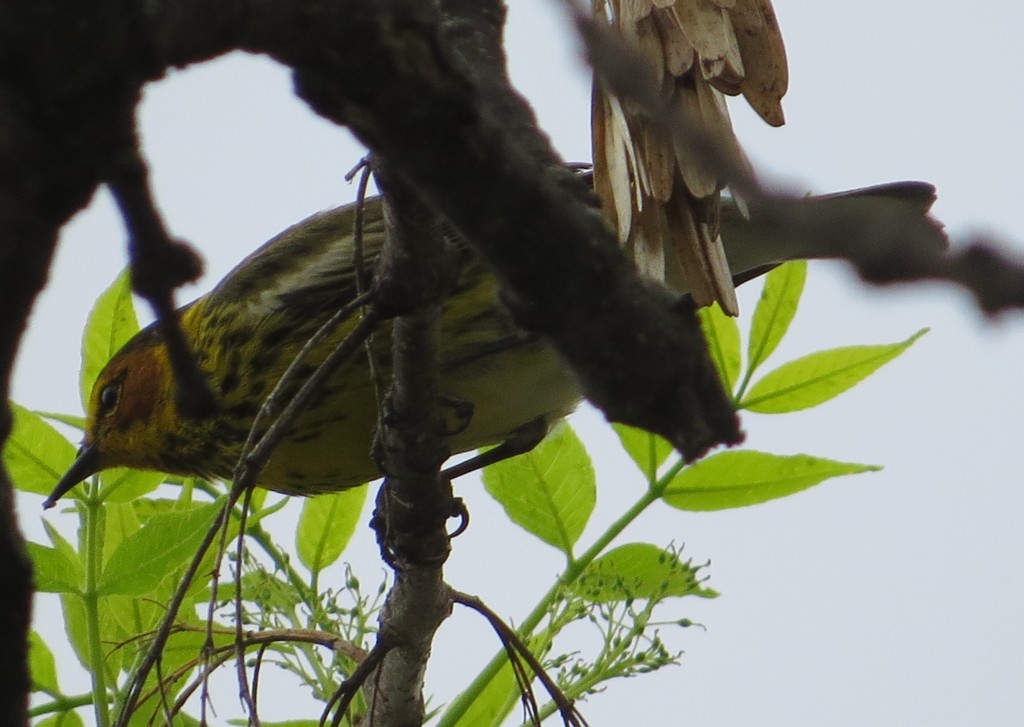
(320, 640, 393, 727)
(235, 292, 379, 490)
(125, 624, 367, 720)
(233, 487, 261, 726)
(347, 155, 375, 297)
(105, 125, 216, 420)
(112, 497, 234, 727)
(454, 591, 589, 727)
(350, 159, 390, 445)
(251, 643, 269, 715)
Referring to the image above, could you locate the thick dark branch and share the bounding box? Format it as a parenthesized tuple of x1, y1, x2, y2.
(237, 0, 742, 458)
(370, 162, 460, 569)
(52, 0, 740, 459)
(134, 0, 1024, 318)
(0, 467, 31, 726)
(0, 2, 150, 718)
(364, 164, 460, 726)
(0, 92, 51, 726)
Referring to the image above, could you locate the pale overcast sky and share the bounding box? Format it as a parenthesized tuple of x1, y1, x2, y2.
(14, 1, 1024, 725)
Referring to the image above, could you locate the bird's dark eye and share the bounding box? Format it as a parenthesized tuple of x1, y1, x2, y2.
(98, 382, 121, 414)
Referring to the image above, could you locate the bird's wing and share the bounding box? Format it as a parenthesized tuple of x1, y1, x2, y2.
(205, 200, 387, 324)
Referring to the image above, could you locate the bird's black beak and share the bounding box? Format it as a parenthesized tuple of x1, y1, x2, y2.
(43, 443, 101, 510)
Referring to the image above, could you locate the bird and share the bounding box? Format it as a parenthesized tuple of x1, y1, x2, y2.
(44, 180, 945, 508)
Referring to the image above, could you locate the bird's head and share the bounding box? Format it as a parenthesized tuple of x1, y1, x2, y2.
(44, 329, 177, 509)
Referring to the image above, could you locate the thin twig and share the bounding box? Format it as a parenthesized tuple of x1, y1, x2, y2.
(200, 484, 247, 721)
(453, 591, 589, 727)
(319, 640, 393, 727)
(233, 486, 261, 726)
(105, 124, 216, 420)
(113, 497, 235, 727)
(251, 643, 269, 718)
(134, 625, 366, 719)
(351, 161, 390, 460)
(154, 656, 173, 726)
(349, 155, 375, 297)
(234, 295, 381, 490)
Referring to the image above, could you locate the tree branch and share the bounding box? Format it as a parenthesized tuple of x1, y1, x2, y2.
(241, 0, 742, 458)
(363, 162, 460, 726)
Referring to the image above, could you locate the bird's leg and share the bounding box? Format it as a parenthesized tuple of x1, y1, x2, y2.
(441, 416, 550, 481)
(437, 393, 475, 437)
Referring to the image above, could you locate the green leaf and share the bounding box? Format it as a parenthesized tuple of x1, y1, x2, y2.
(36, 712, 85, 727)
(747, 261, 806, 376)
(37, 411, 87, 430)
(445, 661, 517, 727)
(663, 450, 879, 511)
(612, 424, 674, 482)
(105, 592, 162, 642)
(699, 302, 741, 392)
(3, 403, 77, 498)
(98, 502, 221, 595)
(80, 269, 139, 408)
(99, 467, 165, 504)
(132, 708, 200, 727)
(131, 496, 191, 523)
(296, 485, 367, 573)
(482, 423, 595, 556)
(741, 328, 927, 413)
(29, 631, 60, 695)
(44, 520, 81, 567)
(27, 542, 82, 594)
(59, 593, 89, 670)
(102, 501, 142, 564)
(571, 543, 716, 602)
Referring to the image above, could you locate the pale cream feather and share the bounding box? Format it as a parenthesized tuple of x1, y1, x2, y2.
(592, 0, 788, 316)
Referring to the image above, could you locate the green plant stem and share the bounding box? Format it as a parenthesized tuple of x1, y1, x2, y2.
(438, 459, 685, 727)
(247, 524, 311, 601)
(83, 482, 111, 726)
(28, 692, 95, 717)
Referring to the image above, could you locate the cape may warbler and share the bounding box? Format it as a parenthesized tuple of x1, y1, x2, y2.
(45, 181, 944, 506)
